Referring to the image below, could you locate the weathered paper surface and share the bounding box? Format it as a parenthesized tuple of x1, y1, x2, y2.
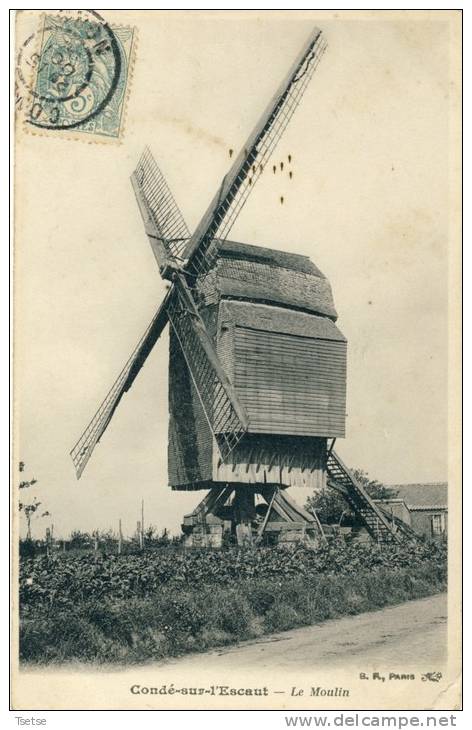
(12, 9, 461, 711)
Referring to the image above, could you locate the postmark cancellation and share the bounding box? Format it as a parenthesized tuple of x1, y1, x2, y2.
(15, 10, 136, 142)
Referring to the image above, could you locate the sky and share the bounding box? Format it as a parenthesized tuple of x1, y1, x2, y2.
(15, 11, 458, 538)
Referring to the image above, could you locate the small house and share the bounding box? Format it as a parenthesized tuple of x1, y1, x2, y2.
(376, 482, 447, 539)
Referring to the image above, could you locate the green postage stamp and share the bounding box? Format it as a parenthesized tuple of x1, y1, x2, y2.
(16, 10, 136, 141)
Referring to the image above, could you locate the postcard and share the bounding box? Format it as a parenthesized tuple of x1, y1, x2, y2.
(12, 9, 461, 711)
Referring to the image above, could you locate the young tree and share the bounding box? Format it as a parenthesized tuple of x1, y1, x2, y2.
(143, 524, 171, 547)
(69, 530, 92, 549)
(305, 488, 348, 525)
(144, 524, 158, 542)
(351, 468, 398, 501)
(18, 462, 50, 539)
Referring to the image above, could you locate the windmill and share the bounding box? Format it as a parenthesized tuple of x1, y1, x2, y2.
(71, 27, 410, 547)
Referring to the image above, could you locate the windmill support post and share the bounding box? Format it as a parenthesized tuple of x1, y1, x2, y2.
(182, 481, 322, 549)
(255, 486, 278, 545)
(307, 507, 327, 545)
(233, 487, 256, 546)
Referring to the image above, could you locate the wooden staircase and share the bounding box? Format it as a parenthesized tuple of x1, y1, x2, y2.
(326, 450, 413, 543)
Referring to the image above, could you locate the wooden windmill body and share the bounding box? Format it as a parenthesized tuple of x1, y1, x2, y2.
(170, 240, 346, 545)
(71, 28, 410, 546)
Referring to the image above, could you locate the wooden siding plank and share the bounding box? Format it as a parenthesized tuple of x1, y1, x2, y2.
(233, 322, 346, 438)
(214, 433, 326, 489)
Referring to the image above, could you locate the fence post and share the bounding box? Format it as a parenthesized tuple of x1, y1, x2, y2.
(137, 521, 143, 551)
(45, 527, 51, 557)
(141, 499, 145, 550)
(118, 519, 122, 555)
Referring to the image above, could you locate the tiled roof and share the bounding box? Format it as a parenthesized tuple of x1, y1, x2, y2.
(386, 482, 447, 509)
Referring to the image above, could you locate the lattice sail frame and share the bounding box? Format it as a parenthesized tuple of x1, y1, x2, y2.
(133, 146, 190, 262)
(70, 293, 171, 478)
(185, 31, 327, 278)
(168, 278, 249, 460)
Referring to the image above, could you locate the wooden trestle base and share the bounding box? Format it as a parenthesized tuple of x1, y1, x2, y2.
(181, 484, 326, 548)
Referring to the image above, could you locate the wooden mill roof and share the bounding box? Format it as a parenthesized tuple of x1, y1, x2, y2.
(215, 240, 325, 277)
(199, 240, 338, 320)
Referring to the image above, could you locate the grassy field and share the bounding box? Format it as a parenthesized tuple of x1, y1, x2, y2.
(19, 538, 447, 665)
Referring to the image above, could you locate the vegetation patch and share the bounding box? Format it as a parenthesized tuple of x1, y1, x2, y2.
(19, 539, 446, 665)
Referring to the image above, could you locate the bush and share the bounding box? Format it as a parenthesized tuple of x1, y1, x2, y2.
(244, 581, 278, 614)
(19, 539, 37, 559)
(264, 603, 301, 632)
(214, 590, 254, 638)
(85, 601, 135, 645)
(157, 592, 208, 637)
(20, 611, 120, 664)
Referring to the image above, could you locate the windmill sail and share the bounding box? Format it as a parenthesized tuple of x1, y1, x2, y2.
(70, 260, 251, 477)
(70, 292, 171, 478)
(169, 274, 249, 459)
(131, 147, 190, 273)
(71, 27, 326, 478)
(185, 27, 327, 277)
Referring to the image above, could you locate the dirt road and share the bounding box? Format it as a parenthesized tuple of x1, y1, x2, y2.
(17, 594, 450, 710)
(159, 593, 447, 672)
